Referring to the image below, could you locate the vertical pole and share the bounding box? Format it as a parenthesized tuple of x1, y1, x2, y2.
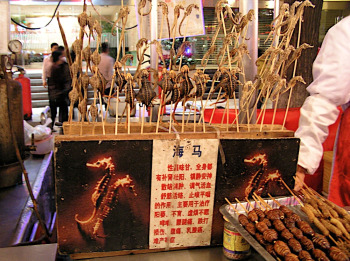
(150, 0, 158, 94)
(0, 0, 10, 54)
(238, 0, 258, 124)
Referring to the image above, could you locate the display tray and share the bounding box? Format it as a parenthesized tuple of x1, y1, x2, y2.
(219, 196, 311, 261)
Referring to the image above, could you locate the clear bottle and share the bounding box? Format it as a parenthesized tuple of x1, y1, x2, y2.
(223, 217, 251, 260)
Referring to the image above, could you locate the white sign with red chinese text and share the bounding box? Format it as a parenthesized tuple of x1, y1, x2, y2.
(149, 139, 219, 249)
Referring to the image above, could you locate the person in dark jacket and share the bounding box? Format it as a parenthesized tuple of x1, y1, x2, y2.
(48, 50, 72, 128)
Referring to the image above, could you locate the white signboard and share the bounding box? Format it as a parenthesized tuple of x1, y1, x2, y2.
(136, 0, 205, 40)
(150, 139, 219, 249)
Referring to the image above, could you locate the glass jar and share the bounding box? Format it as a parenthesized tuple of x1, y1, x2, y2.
(223, 217, 251, 260)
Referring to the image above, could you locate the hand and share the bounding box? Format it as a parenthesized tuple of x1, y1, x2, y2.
(43, 80, 47, 88)
(294, 165, 308, 191)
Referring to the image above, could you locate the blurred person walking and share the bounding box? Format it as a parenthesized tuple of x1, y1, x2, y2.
(48, 50, 72, 129)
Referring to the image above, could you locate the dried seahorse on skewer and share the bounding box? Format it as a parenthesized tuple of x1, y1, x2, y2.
(201, 45, 216, 68)
(158, 2, 171, 38)
(87, 13, 95, 40)
(215, 0, 228, 24)
(88, 104, 98, 122)
(91, 49, 101, 67)
(93, 19, 102, 44)
(239, 81, 255, 112)
(228, 43, 251, 66)
(264, 3, 290, 44)
(158, 69, 176, 105)
(210, 67, 240, 105)
(111, 6, 129, 37)
(279, 76, 306, 96)
(236, 9, 254, 34)
(124, 73, 136, 111)
(270, 45, 295, 74)
(138, 0, 152, 16)
(150, 40, 165, 66)
(178, 4, 199, 36)
(136, 69, 157, 108)
(82, 46, 92, 71)
(283, 43, 313, 76)
(216, 33, 235, 66)
(190, 69, 210, 99)
(280, 1, 315, 44)
(172, 65, 194, 123)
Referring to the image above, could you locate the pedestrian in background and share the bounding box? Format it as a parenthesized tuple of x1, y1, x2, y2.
(42, 42, 58, 88)
(48, 50, 72, 129)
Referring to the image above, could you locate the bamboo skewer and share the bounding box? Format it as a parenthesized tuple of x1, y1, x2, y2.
(282, 18, 302, 130)
(98, 92, 105, 135)
(115, 89, 119, 135)
(267, 193, 282, 207)
(279, 178, 304, 207)
(169, 102, 173, 133)
(235, 198, 249, 214)
(149, 106, 153, 124)
(225, 198, 239, 215)
(253, 192, 272, 210)
(127, 103, 131, 134)
(209, 87, 222, 125)
(156, 90, 164, 134)
(181, 104, 186, 133)
(194, 97, 197, 133)
(252, 194, 265, 210)
(245, 197, 255, 211)
(141, 105, 145, 134)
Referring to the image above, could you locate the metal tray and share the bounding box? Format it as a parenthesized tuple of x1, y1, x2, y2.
(219, 196, 302, 261)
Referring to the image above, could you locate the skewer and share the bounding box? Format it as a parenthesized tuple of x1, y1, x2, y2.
(329, 235, 340, 246)
(253, 192, 272, 210)
(149, 105, 153, 125)
(252, 194, 265, 210)
(235, 198, 249, 214)
(181, 104, 185, 133)
(233, 92, 239, 132)
(267, 193, 282, 207)
(245, 197, 255, 211)
(209, 87, 222, 125)
(282, 18, 303, 130)
(115, 89, 119, 135)
(169, 102, 173, 133)
(193, 97, 197, 133)
(127, 103, 131, 134)
(141, 105, 145, 134)
(156, 91, 164, 134)
(98, 92, 105, 135)
(279, 178, 304, 207)
(225, 198, 239, 215)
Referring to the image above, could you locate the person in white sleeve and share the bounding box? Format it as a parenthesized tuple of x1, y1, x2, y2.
(42, 42, 58, 88)
(294, 16, 350, 207)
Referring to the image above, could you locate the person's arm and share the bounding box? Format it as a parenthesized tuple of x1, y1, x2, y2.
(42, 57, 48, 88)
(294, 17, 350, 190)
